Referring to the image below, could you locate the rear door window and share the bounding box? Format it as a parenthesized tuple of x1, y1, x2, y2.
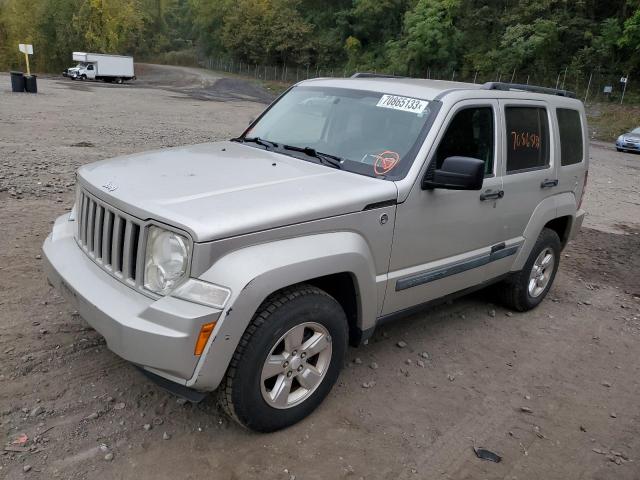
(556, 109, 583, 165)
(505, 107, 550, 173)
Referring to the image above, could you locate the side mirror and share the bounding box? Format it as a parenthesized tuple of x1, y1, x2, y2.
(422, 156, 485, 191)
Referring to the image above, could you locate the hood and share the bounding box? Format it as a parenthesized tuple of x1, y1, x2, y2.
(78, 141, 398, 242)
(623, 133, 640, 141)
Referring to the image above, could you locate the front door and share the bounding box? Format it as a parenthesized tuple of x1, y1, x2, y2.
(383, 99, 511, 315)
(86, 64, 96, 79)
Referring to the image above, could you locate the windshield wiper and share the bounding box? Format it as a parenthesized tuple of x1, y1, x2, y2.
(231, 136, 278, 149)
(281, 145, 343, 169)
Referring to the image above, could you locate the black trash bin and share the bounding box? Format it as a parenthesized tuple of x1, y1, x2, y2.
(24, 75, 37, 93)
(10, 71, 25, 92)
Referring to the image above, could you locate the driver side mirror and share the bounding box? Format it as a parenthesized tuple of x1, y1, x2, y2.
(422, 156, 485, 191)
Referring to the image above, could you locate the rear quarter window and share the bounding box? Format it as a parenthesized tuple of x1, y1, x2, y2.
(556, 108, 584, 165)
(505, 107, 550, 173)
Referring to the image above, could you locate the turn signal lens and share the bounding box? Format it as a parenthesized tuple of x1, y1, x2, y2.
(194, 322, 216, 356)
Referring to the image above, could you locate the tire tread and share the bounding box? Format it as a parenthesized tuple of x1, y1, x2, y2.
(500, 228, 561, 312)
(219, 284, 332, 427)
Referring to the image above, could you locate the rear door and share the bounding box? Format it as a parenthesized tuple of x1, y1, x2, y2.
(498, 101, 557, 243)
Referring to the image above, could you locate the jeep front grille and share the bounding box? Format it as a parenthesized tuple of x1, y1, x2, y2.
(76, 188, 144, 287)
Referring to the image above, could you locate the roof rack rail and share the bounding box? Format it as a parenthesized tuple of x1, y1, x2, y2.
(350, 72, 404, 79)
(482, 82, 576, 98)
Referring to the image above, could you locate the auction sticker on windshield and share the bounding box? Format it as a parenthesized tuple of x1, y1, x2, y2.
(376, 95, 429, 114)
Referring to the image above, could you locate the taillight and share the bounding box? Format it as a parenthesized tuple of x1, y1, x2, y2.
(577, 170, 588, 209)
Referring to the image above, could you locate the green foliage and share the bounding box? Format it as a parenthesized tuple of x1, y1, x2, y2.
(221, 0, 312, 64)
(387, 0, 462, 75)
(1, 0, 640, 82)
(620, 6, 640, 52)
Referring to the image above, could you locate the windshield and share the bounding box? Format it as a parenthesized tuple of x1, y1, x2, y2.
(243, 86, 435, 179)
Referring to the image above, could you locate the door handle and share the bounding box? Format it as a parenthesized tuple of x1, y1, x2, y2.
(480, 190, 504, 201)
(540, 179, 559, 188)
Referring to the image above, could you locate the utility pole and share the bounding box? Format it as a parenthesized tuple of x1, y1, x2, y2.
(620, 74, 629, 105)
(584, 72, 593, 104)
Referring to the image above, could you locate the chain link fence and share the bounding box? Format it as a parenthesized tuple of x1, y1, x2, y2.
(200, 56, 634, 104)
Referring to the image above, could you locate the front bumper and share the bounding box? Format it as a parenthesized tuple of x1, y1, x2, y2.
(616, 140, 640, 151)
(43, 213, 222, 386)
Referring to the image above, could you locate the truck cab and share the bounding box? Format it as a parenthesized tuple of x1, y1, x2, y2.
(69, 63, 96, 80)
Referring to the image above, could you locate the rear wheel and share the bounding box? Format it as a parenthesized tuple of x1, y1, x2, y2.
(499, 228, 561, 312)
(220, 284, 348, 432)
(115, 77, 123, 84)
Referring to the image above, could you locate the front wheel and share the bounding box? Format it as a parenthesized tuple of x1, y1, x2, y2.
(220, 284, 348, 432)
(499, 228, 561, 312)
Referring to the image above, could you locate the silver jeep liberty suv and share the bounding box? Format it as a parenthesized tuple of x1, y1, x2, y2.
(44, 76, 588, 431)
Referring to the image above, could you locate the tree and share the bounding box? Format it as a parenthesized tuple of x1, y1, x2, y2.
(387, 0, 463, 76)
(221, 0, 312, 65)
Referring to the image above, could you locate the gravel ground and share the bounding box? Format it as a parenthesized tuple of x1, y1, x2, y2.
(1, 66, 639, 480)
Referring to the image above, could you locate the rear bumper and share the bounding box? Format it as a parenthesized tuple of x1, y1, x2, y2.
(43, 213, 222, 386)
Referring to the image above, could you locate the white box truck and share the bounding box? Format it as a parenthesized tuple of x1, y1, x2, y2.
(63, 52, 135, 83)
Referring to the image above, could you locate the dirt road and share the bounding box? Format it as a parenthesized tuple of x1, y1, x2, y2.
(1, 67, 639, 480)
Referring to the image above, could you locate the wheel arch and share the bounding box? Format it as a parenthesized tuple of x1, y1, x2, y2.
(305, 272, 361, 346)
(188, 232, 377, 390)
(511, 193, 577, 271)
(543, 215, 573, 248)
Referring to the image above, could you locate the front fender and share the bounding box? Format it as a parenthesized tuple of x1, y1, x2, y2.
(187, 231, 377, 390)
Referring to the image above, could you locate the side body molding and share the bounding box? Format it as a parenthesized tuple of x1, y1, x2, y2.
(187, 232, 377, 390)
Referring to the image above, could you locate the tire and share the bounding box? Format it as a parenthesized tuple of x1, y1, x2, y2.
(499, 228, 561, 312)
(81, 75, 86, 81)
(220, 284, 348, 432)
(115, 77, 123, 84)
(616, 148, 623, 152)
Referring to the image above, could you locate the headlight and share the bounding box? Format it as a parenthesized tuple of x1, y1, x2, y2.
(144, 226, 190, 295)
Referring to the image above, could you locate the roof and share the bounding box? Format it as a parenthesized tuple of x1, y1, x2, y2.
(300, 76, 480, 101)
(298, 77, 578, 102)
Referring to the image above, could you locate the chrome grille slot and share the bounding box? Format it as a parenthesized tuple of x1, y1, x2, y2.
(101, 210, 114, 266)
(75, 188, 144, 288)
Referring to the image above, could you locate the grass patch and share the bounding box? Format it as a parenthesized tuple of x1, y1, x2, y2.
(587, 103, 640, 141)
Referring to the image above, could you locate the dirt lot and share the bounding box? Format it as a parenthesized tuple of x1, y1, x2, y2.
(1, 65, 639, 480)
